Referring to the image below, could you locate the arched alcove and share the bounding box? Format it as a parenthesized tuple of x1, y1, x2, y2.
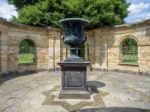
(19, 39, 36, 64)
(120, 37, 138, 64)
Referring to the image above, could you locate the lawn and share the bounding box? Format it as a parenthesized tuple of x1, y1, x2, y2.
(19, 53, 34, 64)
(19, 53, 137, 65)
(122, 54, 138, 64)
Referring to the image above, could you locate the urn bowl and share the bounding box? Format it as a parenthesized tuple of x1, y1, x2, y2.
(59, 18, 89, 47)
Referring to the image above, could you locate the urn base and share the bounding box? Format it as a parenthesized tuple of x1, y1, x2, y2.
(58, 90, 90, 99)
(58, 61, 90, 99)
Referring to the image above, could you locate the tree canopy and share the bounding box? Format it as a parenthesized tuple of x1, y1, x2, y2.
(9, 0, 129, 29)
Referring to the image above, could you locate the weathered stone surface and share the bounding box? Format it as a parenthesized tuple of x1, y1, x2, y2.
(59, 90, 90, 99)
(0, 19, 150, 75)
(0, 71, 150, 112)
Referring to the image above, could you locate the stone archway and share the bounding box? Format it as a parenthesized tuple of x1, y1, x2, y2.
(19, 39, 36, 64)
(119, 37, 138, 64)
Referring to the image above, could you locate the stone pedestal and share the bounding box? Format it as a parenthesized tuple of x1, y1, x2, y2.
(58, 61, 90, 99)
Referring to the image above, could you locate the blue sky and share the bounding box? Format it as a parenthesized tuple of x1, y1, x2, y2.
(125, 0, 150, 23)
(0, 0, 150, 23)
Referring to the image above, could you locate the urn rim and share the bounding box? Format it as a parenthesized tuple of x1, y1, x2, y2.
(59, 18, 89, 26)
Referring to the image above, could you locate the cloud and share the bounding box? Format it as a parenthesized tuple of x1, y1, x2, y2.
(125, 1, 150, 23)
(128, 2, 150, 14)
(125, 12, 150, 23)
(0, 0, 18, 20)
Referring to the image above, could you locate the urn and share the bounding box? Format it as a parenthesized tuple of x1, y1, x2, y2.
(58, 18, 90, 99)
(59, 18, 89, 61)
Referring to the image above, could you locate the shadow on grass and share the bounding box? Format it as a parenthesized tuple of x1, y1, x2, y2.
(74, 107, 150, 112)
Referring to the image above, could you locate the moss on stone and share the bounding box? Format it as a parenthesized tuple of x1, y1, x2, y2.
(42, 85, 109, 112)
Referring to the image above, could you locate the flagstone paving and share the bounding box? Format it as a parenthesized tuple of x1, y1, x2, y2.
(0, 71, 150, 112)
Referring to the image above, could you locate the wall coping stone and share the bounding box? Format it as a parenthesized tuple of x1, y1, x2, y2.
(0, 17, 150, 34)
(0, 18, 60, 33)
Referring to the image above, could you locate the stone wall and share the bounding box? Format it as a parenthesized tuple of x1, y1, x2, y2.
(0, 18, 150, 75)
(85, 20, 150, 73)
(0, 19, 61, 75)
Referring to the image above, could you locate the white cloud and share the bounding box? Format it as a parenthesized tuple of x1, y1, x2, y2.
(128, 2, 150, 14)
(0, 0, 18, 20)
(125, 1, 150, 23)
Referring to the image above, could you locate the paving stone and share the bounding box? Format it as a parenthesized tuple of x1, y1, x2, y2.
(0, 71, 150, 112)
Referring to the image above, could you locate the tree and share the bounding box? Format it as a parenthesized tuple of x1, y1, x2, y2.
(9, 0, 129, 29)
(8, 0, 43, 10)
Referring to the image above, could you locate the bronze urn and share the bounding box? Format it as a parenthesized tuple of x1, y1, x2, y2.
(59, 18, 89, 61)
(58, 18, 90, 99)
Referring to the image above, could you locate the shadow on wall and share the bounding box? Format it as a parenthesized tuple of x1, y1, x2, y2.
(85, 29, 115, 70)
(74, 107, 150, 112)
(99, 30, 116, 67)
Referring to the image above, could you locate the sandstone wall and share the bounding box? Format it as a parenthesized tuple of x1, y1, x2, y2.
(85, 20, 150, 73)
(0, 19, 61, 75)
(0, 18, 150, 75)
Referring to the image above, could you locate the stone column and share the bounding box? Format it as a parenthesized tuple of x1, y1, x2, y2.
(139, 45, 150, 73)
(0, 31, 8, 75)
(48, 28, 61, 70)
(54, 34, 61, 69)
(0, 31, 1, 74)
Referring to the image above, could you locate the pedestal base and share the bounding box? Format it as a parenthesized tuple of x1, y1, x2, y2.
(58, 61, 90, 99)
(58, 90, 90, 99)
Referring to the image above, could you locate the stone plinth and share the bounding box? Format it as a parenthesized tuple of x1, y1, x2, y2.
(58, 61, 90, 99)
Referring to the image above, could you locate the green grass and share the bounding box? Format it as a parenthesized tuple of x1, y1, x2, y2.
(122, 54, 138, 64)
(19, 53, 34, 64)
(19, 53, 137, 65)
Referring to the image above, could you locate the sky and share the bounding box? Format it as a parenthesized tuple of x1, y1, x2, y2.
(0, 0, 150, 23)
(0, 0, 17, 20)
(125, 0, 150, 23)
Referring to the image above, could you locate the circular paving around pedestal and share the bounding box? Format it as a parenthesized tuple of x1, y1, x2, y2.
(0, 71, 150, 112)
